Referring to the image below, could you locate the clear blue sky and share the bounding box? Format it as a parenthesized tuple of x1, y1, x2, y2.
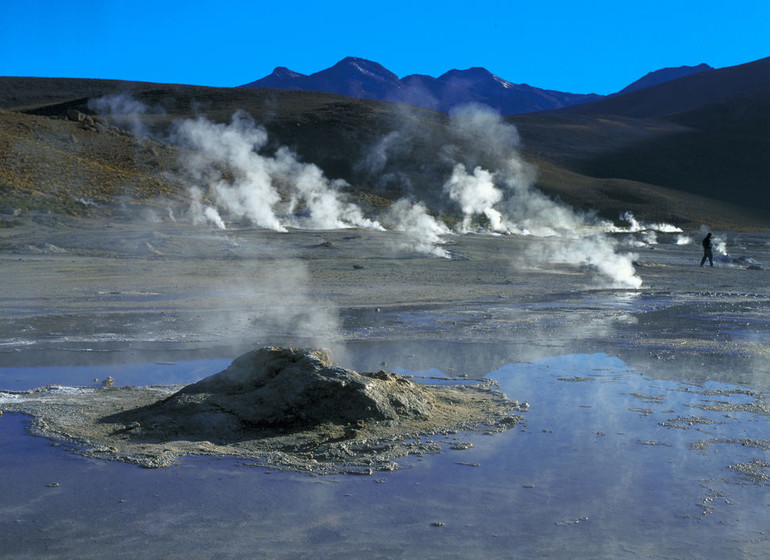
(1, 0, 768, 94)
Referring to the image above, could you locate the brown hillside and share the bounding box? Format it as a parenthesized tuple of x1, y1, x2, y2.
(0, 77, 766, 230)
(0, 108, 185, 217)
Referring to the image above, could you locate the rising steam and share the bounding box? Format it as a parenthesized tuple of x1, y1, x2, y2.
(172, 111, 383, 232)
(90, 95, 647, 286)
(383, 199, 451, 258)
(87, 93, 161, 139)
(436, 105, 643, 288)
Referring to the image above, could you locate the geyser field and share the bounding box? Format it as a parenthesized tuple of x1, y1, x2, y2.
(1, 93, 769, 558)
(2, 216, 769, 558)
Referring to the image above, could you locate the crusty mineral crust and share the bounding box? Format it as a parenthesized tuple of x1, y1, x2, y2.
(0, 347, 522, 474)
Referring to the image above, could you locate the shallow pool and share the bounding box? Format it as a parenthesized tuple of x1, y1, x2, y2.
(1, 352, 767, 559)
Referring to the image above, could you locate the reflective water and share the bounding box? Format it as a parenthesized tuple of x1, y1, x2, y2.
(1, 352, 767, 559)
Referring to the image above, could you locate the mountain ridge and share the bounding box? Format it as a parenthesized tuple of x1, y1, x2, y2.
(241, 56, 733, 115)
(242, 56, 602, 115)
(617, 63, 714, 95)
(0, 55, 767, 229)
(556, 57, 770, 119)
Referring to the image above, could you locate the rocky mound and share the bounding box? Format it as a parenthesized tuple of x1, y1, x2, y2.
(0, 347, 522, 473)
(106, 346, 441, 440)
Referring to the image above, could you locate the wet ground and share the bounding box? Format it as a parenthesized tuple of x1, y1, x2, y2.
(1, 353, 768, 559)
(1, 218, 769, 558)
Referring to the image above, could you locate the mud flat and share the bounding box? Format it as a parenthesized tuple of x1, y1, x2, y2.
(1, 218, 768, 389)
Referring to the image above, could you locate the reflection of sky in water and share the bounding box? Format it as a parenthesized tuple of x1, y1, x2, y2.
(0, 353, 768, 558)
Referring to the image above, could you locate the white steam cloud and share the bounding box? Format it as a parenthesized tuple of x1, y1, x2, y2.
(92, 94, 648, 286)
(437, 105, 643, 288)
(383, 199, 451, 258)
(444, 163, 504, 232)
(172, 111, 383, 232)
(606, 212, 683, 234)
(189, 186, 226, 229)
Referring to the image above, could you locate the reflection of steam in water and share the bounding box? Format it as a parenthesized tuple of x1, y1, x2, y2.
(2, 352, 768, 557)
(488, 354, 770, 522)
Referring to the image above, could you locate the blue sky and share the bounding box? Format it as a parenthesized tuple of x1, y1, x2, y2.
(1, 0, 768, 94)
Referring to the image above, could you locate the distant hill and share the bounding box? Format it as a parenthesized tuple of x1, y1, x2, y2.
(558, 57, 770, 118)
(617, 63, 713, 95)
(241, 57, 602, 115)
(0, 77, 169, 111)
(515, 58, 770, 216)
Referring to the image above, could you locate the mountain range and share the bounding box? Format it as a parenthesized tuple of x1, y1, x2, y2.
(241, 57, 715, 115)
(0, 56, 768, 229)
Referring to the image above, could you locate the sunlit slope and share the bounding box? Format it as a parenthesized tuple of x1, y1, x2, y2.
(0, 109, 184, 216)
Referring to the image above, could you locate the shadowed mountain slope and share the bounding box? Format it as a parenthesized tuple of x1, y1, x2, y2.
(559, 57, 770, 119)
(515, 58, 770, 217)
(617, 63, 714, 95)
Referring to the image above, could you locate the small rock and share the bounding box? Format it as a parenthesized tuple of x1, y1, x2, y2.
(66, 109, 85, 122)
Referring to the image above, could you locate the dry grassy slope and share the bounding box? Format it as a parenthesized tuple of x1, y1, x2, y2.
(0, 77, 767, 230)
(0, 109, 185, 216)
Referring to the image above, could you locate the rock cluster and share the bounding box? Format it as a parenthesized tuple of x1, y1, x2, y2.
(67, 108, 102, 132)
(66, 108, 128, 135)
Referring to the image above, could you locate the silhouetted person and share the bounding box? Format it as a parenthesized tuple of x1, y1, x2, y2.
(700, 232, 713, 267)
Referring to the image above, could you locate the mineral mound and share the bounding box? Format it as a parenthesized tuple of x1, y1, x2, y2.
(0, 346, 522, 473)
(109, 347, 437, 438)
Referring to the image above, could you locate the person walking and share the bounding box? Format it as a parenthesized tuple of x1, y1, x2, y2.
(700, 232, 713, 267)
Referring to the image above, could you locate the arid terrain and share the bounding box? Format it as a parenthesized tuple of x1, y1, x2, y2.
(2, 63, 768, 230)
(0, 73, 768, 559)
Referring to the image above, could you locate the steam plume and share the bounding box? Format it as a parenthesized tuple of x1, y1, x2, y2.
(383, 199, 451, 258)
(172, 111, 383, 232)
(89, 93, 161, 138)
(441, 105, 643, 288)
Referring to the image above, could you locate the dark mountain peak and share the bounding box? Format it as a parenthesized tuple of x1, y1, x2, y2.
(240, 67, 305, 88)
(440, 67, 505, 84)
(270, 66, 306, 80)
(561, 57, 769, 119)
(239, 58, 627, 115)
(324, 57, 400, 83)
(618, 63, 714, 95)
(441, 66, 493, 78)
